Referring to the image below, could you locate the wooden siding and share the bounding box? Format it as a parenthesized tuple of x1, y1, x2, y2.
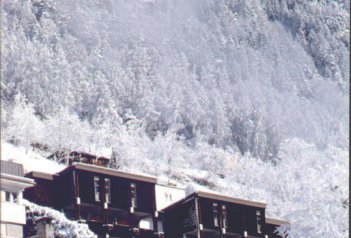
(198, 196, 265, 237)
(162, 193, 268, 238)
(265, 223, 282, 238)
(56, 169, 75, 209)
(265, 218, 289, 238)
(23, 175, 56, 208)
(55, 165, 158, 237)
(75, 169, 155, 214)
(163, 197, 198, 238)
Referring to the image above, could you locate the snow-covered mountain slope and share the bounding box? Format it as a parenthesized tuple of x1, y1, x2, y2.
(1, 0, 349, 237)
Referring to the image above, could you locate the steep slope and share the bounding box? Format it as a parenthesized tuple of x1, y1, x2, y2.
(1, 0, 349, 237)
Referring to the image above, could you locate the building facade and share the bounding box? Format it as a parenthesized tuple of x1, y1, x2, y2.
(0, 160, 35, 238)
(265, 218, 289, 238)
(23, 153, 288, 238)
(25, 162, 160, 238)
(162, 191, 281, 238)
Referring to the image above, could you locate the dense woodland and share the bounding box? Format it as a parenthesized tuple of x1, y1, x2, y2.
(1, 0, 349, 237)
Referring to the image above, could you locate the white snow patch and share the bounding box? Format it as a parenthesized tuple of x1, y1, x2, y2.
(1, 141, 65, 174)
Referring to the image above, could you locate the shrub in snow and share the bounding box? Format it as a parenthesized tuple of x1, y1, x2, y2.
(185, 184, 197, 196)
(24, 200, 96, 238)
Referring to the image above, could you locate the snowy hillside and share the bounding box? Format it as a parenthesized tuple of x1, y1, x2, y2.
(0, 142, 64, 174)
(1, 0, 349, 237)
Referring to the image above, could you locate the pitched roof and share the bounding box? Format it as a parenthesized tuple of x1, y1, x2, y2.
(26, 171, 55, 180)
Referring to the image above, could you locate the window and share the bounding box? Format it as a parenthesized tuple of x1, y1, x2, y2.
(165, 192, 173, 202)
(213, 203, 219, 227)
(4, 191, 18, 203)
(104, 178, 111, 203)
(222, 205, 228, 228)
(130, 183, 137, 208)
(12, 192, 18, 203)
(5, 191, 11, 202)
(256, 210, 262, 234)
(94, 176, 100, 202)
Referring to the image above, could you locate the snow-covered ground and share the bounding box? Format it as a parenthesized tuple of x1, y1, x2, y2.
(1, 141, 65, 174)
(2, 140, 348, 237)
(1, 0, 349, 237)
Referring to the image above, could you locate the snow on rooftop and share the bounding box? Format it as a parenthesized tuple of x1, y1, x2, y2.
(1, 142, 65, 174)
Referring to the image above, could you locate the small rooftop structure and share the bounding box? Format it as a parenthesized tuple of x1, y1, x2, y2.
(1, 160, 24, 177)
(68, 151, 110, 167)
(48, 150, 111, 167)
(36, 217, 54, 238)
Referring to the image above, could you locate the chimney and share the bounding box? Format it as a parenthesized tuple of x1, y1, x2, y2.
(36, 217, 54, 238)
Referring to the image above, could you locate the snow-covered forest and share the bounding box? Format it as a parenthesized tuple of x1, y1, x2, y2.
(1, 0, 349, 237)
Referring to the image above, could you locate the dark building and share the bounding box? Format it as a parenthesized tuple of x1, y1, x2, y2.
(24, 171, 57, 208)
(162, 191, 268, 238)
(265, 218, 289, 238)
(24, 152, 289, 238)
(24, 162, 160, 238)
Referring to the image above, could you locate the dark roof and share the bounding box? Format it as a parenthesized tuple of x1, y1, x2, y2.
(59, 163, 157, 183)
(196, 190, 266, 208)
(25, 171, 55, 180)
(162, 191, 267, 212)
(266, 217, 289, 225)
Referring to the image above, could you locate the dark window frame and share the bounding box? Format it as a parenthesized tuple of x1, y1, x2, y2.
(256, 210, 262, 234)
(12, 192, 18, 203)
(130, 183, 137, 208)
(222, 205, 228, 228)
(5, 191, 11, 202)
(4, 191, 18, 203)
(213, 203, 220, 227)
(94, 176, 101, 202)
(104, 178, 111, 203)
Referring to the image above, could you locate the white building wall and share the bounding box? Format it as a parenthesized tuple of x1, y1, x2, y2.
(139, 217, 153, 230)
(0, 203, 26, 225)
(0, 223, 6, 238)
(1, 223, 23, 238)
(0, 166, 35, 238)
(155, 184, 186, 211)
